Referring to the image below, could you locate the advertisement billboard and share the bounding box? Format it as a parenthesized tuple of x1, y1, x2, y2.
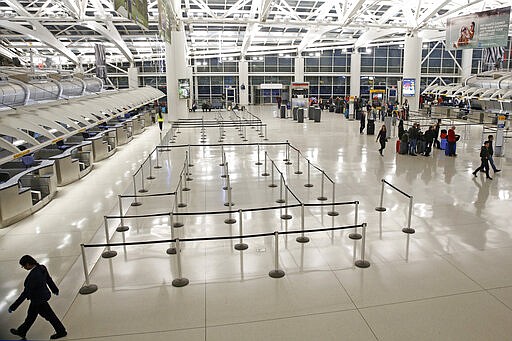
(157, 0, 173, 44)
(446, 7, 510, 50)
(402, 79, 416, 97)
(178, 79, 190, 99)
(114, 0, 148, 28)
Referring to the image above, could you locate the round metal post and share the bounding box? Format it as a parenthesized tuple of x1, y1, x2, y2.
(296, 204, 310, 243)
(188, 145, 194, 167)
(101, 217, 117, 258)
(269, 161, 277, 187)
(276, 173, 285, 203)
(173, 202, 184, 228)
(280, 185, 292, 220)
(116, 195, 129, 232)
(283, 141, 289, 161)
(224, 175, 237, 220)
(79, 244, 98, 295)
(172, 239, 189, 287)
(131, 175, 142, 206)
(327, 183, 339, 216)
(138, 167, 148, 193)
(243, 126, 248, 141)
(264, 125, 268, 140)
(166, 213, 177, 254)
(178, 176, 187, 207)
(221, 159, 227, 178)
(219, 145, 225, 166)
(355, 223, 370, 268)
(234, 209, 248, 250)
(294, 150, 302, 174)
(182, 165, 191, 192)
(349, 201, 362, 240)
(375, 179, 387, 211)
(154, 147, 162, 169)
(147, 153, 155, 180)
(269, 231, 285, 278)
(317, 172, 327, 201)
(255, 144, 262, 165)
(402, 196, 416, 234)
(304, 160, 313, 187)
(262, 151, 269, 176)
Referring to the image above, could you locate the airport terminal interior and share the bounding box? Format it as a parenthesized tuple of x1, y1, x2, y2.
(0, 0, 512, 340)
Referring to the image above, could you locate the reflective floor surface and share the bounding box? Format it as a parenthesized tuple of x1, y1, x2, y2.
(1, 106, 512, 340)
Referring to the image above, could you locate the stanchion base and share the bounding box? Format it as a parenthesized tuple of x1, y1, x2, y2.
(268, 183, 277, 188)
(234, 243, 248, 250)
(269, 269, 285, 278)
(131, 201, 142, 207)
(182, 187, 191, 192)
(294, 171, 303, 175)
(219, 163, 225, 166)
(304, 184, 314, 188)
(138, 189, 148, 193)
(178, 203, 187, 208)
(172, 278, 189, 287)
(102, 250, 117, 259)
(154, 166, 162, 169)
(283, 158, 289, 162)
(281, 214, 292, 220)
(317, 196, 328, 201)
(262, 172, 270, 176)
(173, 222, 184, 228)
(220, 174, 227, 178)
(224, 202, 235, 207)
(188, 164, 194, 167)
(79, 284, 98, 295)
(186, 177, 193, 181)
(349, 233, 362, 240)
(327, 211, 339, 217)
(243, 139, 248, 142)
(224, 218, 237, 224)
(201, 141, 206, 144)
(116, 225, 129, 232)
(402, 227, 415, 234)
(276, 199, 285, 203)
(285, 162, 292, 165)
(264, 138, 269, 141)
(177, 131, 181, 134)
(375, 207, 387, 212)
(296, 236, 310, 243)
(222, 186, 232, 190)
(255, 162, 262, 165)
(147, 176, 155, 180)
(355, 260, 370, 268)
(166, 247, 177, 255)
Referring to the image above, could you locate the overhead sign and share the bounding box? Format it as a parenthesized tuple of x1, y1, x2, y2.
(402, 78, 416, 97)
(446, 7, 510, 50)
(157, 0, 173, 44)
(260, 83, 283, 89)
(114, 0, 149, 28)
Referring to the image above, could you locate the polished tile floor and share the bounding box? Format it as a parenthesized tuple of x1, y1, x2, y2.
(1, 106, 512, 340)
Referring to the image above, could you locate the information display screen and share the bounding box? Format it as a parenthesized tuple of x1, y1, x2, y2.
(178, 79, 190, 99)
(402, 79, 416, 97)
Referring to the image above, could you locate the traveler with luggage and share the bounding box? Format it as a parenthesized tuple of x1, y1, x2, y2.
(376, 124, 387, 156)
(472, 141, 492, 180)
(486, 135, 501, 174)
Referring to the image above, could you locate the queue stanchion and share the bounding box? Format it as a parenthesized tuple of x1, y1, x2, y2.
(221, 160, 229, 179)
(349, 201, 362, 239)
(154, 147, 162, 169)
(188, 145, 194, 167)
(219, 145, 225, 167)
(259, 122, 264, 138)
(255, 144, 262, 165)
(402, 196, 415, 234)
(131, 175, 142, 206)
(375, 179, 387, 212)
(101, 217, 117, 258)
(138, 166, 148, 193)
(243, 126, 248, 142)
(177, 174, 187, 208)
(269, 231, 285, 278)
(182, 168, 191, 192)
(79, 244, 98, 295)
(264, 125, 268, 141)
(280, 184, 292, 220)
(262, 151, 270, 176)
(116, 195, 129, 232)
(269, 161, 277, 187)
(234, 209, 248, 250)
(185, 152, 193, 181)
(147, 151, 155, 180)
(172, 239, 189, 287)
(276, 172, 285, 203)
(327, 183, 339, 216)
(317, 171, 327, 201)
(166, 213, 177, 254)
(224, 175, 236, 224)
(173, 200, 184, 228)
(294, 150, 302, 174)
(296, 204, 310, 243)
(355, 223, 370, 268)
(284, 141, 292, 165)
(304, 160, 313, 187)
(218, 125, 223, 142)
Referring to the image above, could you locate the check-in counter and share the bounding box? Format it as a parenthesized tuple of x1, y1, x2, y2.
(132, 114, 145, 135)
(143, 110, 153, 127)
(34, 141, 93, 186)
(107, 120, 133, 145)
(86, 128, 117, 162)
(431, 106, 453, 117)
(0, 160, 57, 227)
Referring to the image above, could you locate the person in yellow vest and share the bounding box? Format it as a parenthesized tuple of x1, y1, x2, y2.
(157, 111, 164, 131)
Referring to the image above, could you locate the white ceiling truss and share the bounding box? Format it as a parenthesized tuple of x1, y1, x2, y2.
(0, 0, 510, 65)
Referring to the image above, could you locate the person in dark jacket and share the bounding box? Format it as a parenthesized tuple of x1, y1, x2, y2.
(398, 119, 405, 140)
(359, 110, 366, 134)
(408, 123, 419, 155)
(376, 124, 387, 156)
(486, 135, 501, 173)
(472, 141, 492, 180)
(8, 255, 67, 340)
(423, 125, 436, 156)
(434, 119, 441, 149)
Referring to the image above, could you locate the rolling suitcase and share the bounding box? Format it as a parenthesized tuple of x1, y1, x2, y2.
(396, 140, 400, 153)
(329, 105, 335, 112)
(399, 141, 408, 154)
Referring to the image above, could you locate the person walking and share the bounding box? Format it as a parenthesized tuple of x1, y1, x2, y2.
(359, 109, 366, 134)
(472, 141, 492, 180)
(157, 111, 164, 131)
(486, 135, 501, 173)
(434, 119, 441, 149)
(376, 124, 387, 156)
(8, 255, 67, 340)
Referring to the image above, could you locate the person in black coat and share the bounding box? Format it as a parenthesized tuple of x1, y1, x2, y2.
(8, 255, 67, 340)
(472, 141, 492, 180)
(376, 124, 387, 156)
(423, 125, 436, 156)
(359, 110, 366, 134)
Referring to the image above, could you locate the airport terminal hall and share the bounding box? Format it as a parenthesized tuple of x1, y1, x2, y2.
(1, 0, 512, 340)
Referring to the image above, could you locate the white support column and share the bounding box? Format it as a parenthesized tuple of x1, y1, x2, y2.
(239, 59, 249, 106)
(294, 57, 304, 82)
(165, 30, 191, 120)
(128, 65, 139, 89)
(460, 49, 473, 83)
(402, 34, 423, 113)
(349, 52, 361, 120)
